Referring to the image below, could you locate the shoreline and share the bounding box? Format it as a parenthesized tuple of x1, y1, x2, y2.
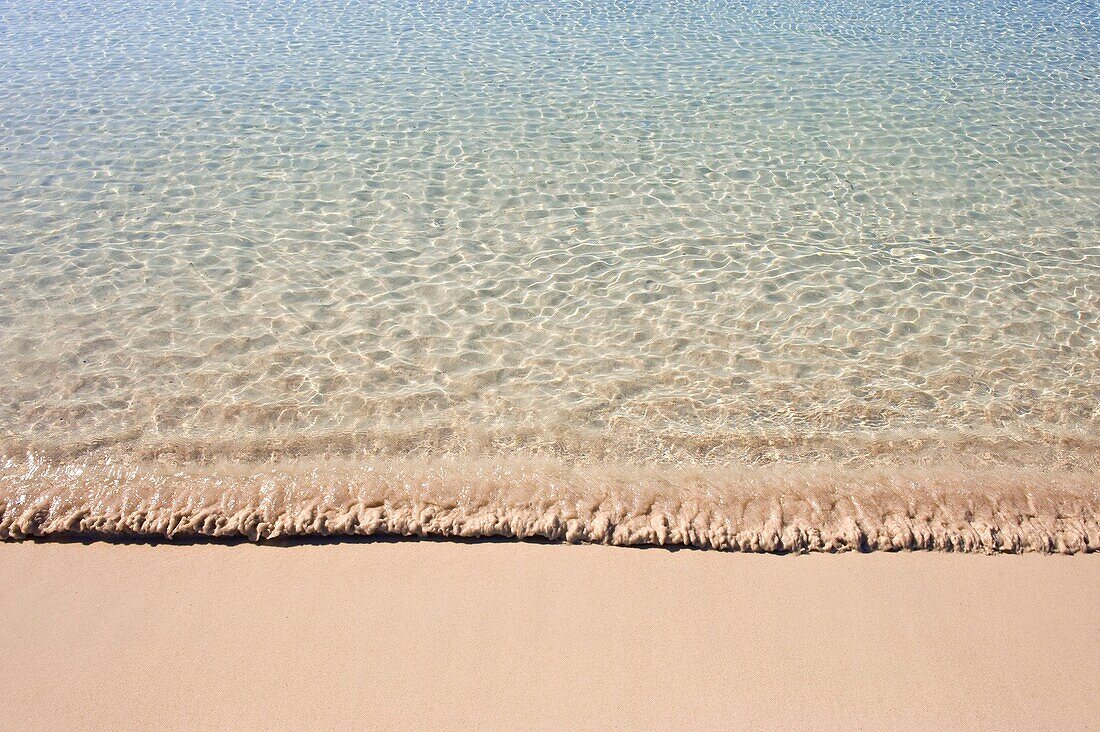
(3, 456, 1098, 552)
(1, 541, 1097, 729)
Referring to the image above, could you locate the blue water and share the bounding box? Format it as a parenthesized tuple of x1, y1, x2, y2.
(0, 0, 1096, 472)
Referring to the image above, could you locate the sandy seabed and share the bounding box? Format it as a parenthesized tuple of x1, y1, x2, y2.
(1, 541, 1097, 730)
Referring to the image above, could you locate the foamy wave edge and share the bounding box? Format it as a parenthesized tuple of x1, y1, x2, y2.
(2, 457, 1098, 553)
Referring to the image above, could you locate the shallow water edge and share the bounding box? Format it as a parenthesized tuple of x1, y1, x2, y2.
(3, 456, 1096, 553)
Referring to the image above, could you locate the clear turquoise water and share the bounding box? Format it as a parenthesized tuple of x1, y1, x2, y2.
(0, 0, 1097, 474)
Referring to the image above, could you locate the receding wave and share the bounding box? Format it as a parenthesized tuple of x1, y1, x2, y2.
(3, 454, 1097, 553)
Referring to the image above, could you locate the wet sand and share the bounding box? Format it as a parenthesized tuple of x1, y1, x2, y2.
(1, 542, 1097, 730)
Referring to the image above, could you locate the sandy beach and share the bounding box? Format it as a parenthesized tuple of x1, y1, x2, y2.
(2, 0, 1097, 728)
(1, 541, 1096, 730)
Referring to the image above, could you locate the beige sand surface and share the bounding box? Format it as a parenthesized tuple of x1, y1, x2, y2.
(1, 541, 1097, 731)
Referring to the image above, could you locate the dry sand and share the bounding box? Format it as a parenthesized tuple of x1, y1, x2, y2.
(1, 541, 1097, 731)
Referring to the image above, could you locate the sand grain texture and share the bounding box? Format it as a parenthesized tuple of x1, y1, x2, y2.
(0, 542, 1097, 731)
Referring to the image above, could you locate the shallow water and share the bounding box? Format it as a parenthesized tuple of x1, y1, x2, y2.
(0, 0, 1097, 547)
